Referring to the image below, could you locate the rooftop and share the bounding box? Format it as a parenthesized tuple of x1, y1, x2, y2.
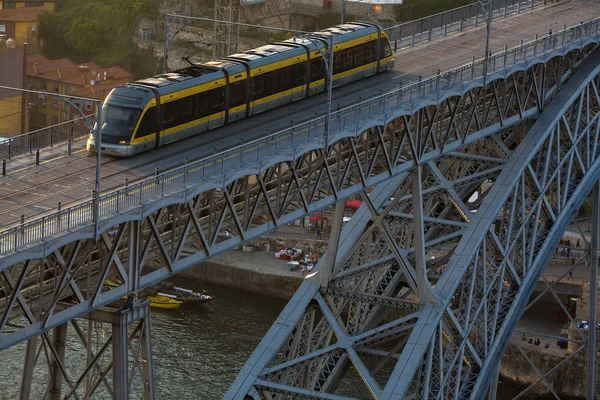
(69, 77, 132, 100)
(0, 6, 44, 22)
(27, 54, 133, 90)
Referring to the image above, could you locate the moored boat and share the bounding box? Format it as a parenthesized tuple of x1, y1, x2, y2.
(106, 277, 213, 309)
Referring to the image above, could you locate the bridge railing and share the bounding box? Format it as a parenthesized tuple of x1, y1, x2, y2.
(384, 0, 547, 49)
(0, 114, 95, 160)
(1, 17, 599, 255)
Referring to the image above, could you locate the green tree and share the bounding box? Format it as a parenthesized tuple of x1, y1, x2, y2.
(38, 10, 68, 58)
(64, 16, 107, 53)
(38, 0, 160, 76)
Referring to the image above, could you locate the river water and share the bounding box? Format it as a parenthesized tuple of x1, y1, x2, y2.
(0, 277, 541, 399)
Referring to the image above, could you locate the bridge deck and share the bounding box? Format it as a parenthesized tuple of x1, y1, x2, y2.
(0, 0, 598, 229)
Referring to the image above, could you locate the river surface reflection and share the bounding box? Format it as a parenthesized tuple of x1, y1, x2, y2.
(150, 278, 286, 399)
(0, 276, 548, 399)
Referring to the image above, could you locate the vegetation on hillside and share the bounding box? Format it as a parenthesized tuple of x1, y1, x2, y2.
(38, 0, 160, 78)
(395, 0, 477, 22)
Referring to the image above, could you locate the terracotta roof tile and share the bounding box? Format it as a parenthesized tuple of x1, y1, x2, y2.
(27, 56, 132, 89)
(69, 77, 132, 100)
(0, 6, 45, 22)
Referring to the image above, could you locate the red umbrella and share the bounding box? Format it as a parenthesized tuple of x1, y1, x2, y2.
(309, 215, 327, 221)
(345, 199, 363, 208)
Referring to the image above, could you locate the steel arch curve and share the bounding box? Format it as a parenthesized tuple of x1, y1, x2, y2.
(0, 40, 598, 358)
(227, 51, 600, 399)
(428, 49, 600, 399)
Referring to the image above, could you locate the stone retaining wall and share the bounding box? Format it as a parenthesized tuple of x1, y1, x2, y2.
(499, 339, 599, 399)
(178, 260, 303, 300)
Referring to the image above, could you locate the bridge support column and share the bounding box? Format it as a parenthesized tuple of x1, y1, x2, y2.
(320, 200, 345, 285)
(48, 323, 68, 400)
(141, 316, 155, 400)
(109, 301, 155, 400)
(588, 181, 599, 399)
(19, 335, 38, 400)
(411, 165, 435, 304)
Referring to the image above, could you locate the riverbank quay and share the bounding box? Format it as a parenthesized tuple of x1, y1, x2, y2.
(168, 224, 598, 399)
(174, 249, 305, 300)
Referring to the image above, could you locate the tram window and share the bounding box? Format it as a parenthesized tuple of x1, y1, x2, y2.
(253, 74, 266, 100)
(341, 48, 353, 71)
(353, 44, 365, 68)
(230, 80, 246, 108)
(208, 87, 224, 115)
(365, 41, 377, 63)
(333, 48, 352, 75)
(135, 107, 156, 138)
(266, 69, 280, 96)
(379, 38, 392, 58)
(310, 57, 324, 82)
(280, 66, 292, 91)
(165, 101, 179, 129)
(193, 92, 208, 119)
(292, 63, 306, 87)
(180, 96, 194, 123)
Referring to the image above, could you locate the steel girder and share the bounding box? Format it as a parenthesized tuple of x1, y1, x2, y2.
(0, 47, 598, 397)
(227, 50, 600, 399)
(14, 301, 154, 400)
(0, 45, 595, 350)
(439, 48, 600, 400)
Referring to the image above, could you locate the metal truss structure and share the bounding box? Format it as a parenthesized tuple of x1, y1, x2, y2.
(1, 27, 599, 399)
(16, 302, 154, 399)
(213, 0, 240, 58)
(227, 51, 600, 398)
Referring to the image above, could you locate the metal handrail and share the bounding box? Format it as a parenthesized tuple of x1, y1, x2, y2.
(0, 113, 97, 160)
(1, 17, 598, 255)
(384, 0, 547, 49)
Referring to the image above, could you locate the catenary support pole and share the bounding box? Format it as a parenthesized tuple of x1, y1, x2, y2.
(163, 14, 169, 73)
(325, 35, 334, 149)
(481, 0, 493, 88)
(94, 102, 102, 239)
(588, 181, 598, 399)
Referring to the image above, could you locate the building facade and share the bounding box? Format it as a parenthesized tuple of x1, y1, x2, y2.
(0, 46, 27, 137)
(0, 6, 42, 46)
(27, 55, 133, 130)
(0, 1, 55, 11)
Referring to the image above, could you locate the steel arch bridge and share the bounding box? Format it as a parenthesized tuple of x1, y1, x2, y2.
(227, 51, 600, 398)
(1, 30, 599, 399)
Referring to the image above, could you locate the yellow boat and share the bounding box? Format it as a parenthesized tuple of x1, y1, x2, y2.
(105, 277, 213, 309)
(146, 294, 184, 309)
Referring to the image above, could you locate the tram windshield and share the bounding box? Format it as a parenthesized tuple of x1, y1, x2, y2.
(100, 105, 141, 144)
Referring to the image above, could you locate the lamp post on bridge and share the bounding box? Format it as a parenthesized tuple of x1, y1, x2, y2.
(162, 14, 336, 149)
(0, 84, 103, 237)
(478, 0, 493, 88)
